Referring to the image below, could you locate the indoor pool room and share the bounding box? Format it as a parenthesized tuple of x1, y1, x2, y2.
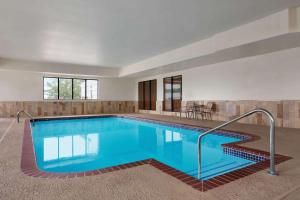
(1, 1, 300, 200)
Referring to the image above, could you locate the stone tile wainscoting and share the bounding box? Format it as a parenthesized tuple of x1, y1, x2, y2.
(0, 101, 138, 117)
(139, 100, 300, 129)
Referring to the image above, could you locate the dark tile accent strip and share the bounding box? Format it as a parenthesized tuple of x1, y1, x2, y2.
(21, 116, 292, 192)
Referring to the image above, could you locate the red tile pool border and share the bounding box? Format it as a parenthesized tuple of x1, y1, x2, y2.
(21, 117, 292, 192)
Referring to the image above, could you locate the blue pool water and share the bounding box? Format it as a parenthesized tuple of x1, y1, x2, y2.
(31, 117, 255, 180)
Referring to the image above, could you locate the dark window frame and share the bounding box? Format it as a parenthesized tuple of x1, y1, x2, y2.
(43, 77, 98, 100)
(163, 75, 182, 112)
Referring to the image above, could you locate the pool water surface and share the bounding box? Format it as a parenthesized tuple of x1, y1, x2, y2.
(31, 117, 255, 180)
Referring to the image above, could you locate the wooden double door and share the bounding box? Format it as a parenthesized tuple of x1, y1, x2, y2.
(138, 79, 157, 110)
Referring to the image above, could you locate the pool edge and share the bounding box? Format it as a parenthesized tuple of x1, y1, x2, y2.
(21, 115, 292, 192)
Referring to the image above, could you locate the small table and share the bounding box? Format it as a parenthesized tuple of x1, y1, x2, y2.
(180, 103, 205, 119)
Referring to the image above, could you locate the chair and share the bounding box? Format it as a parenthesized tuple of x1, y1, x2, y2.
(180, 102, 195, 118)
(194, 104, 205, 120)
(202, 102, 216, 120)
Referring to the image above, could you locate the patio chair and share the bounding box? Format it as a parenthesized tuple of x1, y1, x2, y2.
(180, 101, 195, 118)
(194, 104, 205, 120)
(202, 102, 216, 120)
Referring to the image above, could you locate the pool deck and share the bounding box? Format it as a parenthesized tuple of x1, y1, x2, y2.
(0, 113, 300, 200)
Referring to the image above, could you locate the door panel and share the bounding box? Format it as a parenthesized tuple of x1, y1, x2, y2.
(150, 80, 157, 110)
(138, 82, 145, 109)
(144, 81, 151, 110)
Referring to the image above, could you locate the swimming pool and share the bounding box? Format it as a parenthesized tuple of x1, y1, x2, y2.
(30, 116, 256, 180)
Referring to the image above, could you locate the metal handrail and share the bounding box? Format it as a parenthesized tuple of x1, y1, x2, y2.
(17, 110, 35, 124)
(197, 108, 277, 179)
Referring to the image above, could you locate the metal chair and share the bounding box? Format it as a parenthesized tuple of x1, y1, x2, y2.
(180, 101, 195, 118)
(202, 102, 216, 120)
(194, 104, 205, 120)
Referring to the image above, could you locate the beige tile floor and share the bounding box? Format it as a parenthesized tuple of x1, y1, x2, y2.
(0, 114, 299, 200)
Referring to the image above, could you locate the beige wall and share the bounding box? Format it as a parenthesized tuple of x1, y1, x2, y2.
(0, 69, 138, 117)
(136, 47, 300, 101)
(136, 47, 300, 128)
(0, 70, 136, 101)
(0, 70, 42, 101)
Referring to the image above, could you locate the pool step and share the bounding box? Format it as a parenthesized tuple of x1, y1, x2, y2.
(186, 160, 253, 180)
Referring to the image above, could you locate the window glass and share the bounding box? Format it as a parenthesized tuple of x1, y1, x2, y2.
(73, 79, 86, 99)
(44, 77, 98, 100)
(164, 78, 172, 101)
(44, 78, 58, 99)
(163, 75, 182, 111)
(172, 76, 182, 100)
(59, 78, 72, 100)
(163, 77, 173, 111)
(86, 80, 98, 99)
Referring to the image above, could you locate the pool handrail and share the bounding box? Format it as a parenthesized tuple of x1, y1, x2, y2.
(197, 108, 277, 180)
(17, 110, 35, 124)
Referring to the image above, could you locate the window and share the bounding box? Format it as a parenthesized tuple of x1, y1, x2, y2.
(43, 77, 98, 100)
(59, 78, 72, 100)
(44, 78, 58, 99)
(73, 79, 86, 100)
(163, 77, 172, 111)
(138, 79, 157, 110)
(163, 75, 182, 112)
(86, 80, 98, 100)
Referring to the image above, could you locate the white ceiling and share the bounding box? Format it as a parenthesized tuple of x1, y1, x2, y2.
(0, 0, 300, 68)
